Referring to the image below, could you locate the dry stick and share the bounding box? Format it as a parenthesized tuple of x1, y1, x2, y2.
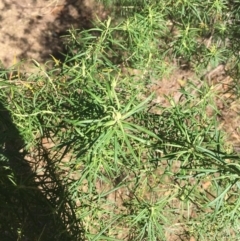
(201, 64, 226, 84)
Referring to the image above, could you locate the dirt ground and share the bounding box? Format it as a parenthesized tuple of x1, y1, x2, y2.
(0, 0, 106, 69)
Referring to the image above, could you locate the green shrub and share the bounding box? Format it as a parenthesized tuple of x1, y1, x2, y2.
(0, 0, 240, 240)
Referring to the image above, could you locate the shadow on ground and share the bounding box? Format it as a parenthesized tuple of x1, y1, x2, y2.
(0, 2, 95, 239)
(0, 101, 84, 240)
(0, 0, 107, 68)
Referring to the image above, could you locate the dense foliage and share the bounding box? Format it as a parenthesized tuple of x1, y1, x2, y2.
(0, 0, 240, 240)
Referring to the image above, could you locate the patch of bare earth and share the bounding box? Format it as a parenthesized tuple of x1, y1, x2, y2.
(204, 63, 240, 151)
(0, 0, 107, 70)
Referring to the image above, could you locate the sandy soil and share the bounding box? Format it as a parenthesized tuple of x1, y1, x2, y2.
(0, 0, 106, 69)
